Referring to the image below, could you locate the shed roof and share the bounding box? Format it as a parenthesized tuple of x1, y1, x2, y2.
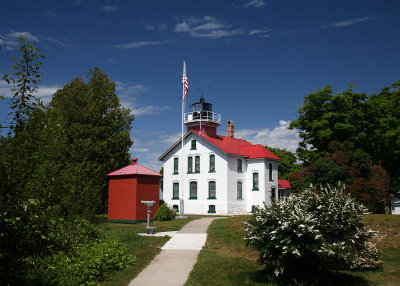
(158, 130, 280, 161)
(278, 179, 291, 189)
(107, 158, 162, 177)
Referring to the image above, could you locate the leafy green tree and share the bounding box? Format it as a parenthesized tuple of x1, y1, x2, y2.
(290, 81, 400, 193)
(0, 37, 49, 282)
(289, 142, 391, 213)
(265, 146, 302, 179)
(289, 86, 367, 164)
(47, 67, 134, 216)
(363, 81, 400, 193)
(6, 38, 45, 133)
(0, 41, 135, 284)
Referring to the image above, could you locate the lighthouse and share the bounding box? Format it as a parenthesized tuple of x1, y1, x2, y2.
(184, 96, 221, 137)
(159, 96, 287, 215)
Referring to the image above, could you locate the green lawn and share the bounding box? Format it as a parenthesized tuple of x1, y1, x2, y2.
(185, 214, 400, 286)
(98, 217, 196, 286)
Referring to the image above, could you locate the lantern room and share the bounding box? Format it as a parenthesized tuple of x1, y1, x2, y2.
(184, 96, 221, 137)
(107, 158, 162, 223)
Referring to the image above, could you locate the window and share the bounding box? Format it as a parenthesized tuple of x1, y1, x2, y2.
(208, 205, 216, 213)
(209, 154, 215, 172)
(188, 156, 193, 173)
(269, 163, 273, 181)
(191, 139, 196, 150)
(190, 181, 197, 199)
(271, 187, 276, 201)
(237, 159, 242, 173)
(195, 156, 200, 173)
(172, 183, 179, 199)
(279, 189, 284, 200)
(173, 158, 179, 174)
(173, 205, 179, 212)
(208, 181, 216, 199)
(251, 205, 258, 213)
(237, 181, 243, 199)
(253, 172, 259, 190)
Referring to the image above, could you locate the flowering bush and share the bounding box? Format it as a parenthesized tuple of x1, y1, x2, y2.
(244, 183, 382, 278)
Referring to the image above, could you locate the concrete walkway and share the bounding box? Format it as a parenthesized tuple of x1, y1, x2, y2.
(128, 217, 218, 286)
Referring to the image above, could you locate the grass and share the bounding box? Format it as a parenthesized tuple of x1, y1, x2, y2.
(185, 214, 400, 286)
(98, 216, 196, 286)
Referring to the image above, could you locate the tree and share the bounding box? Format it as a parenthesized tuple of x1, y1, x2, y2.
(289, 142, 391, 213)
(0, 37, 50, 282)
(289, 85, 367, 164)
(0, 42, 135, 283)
(47, 67, 134, 216)
(290, 81, 400, 193)
(363, 81, 400, 193)
(6, 38, 45, 133)
(265, 146, 302, 179)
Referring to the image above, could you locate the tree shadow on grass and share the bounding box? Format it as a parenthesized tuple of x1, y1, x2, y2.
(251, 268, 371, 286)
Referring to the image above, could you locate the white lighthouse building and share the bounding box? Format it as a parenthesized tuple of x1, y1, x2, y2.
(159, 97, 289, 215)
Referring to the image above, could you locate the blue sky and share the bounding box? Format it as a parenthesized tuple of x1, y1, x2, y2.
(1, 0, 399, 171)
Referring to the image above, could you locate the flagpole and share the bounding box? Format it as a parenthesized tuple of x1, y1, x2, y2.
(180, 61, 186, 216)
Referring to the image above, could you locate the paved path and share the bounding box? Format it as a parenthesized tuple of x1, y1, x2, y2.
(128, 217, 218, 286)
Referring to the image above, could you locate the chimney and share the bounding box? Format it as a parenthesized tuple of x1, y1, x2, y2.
(227, 121, 234, 138)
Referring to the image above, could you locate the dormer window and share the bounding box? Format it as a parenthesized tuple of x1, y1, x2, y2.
(191, 139, 197, 150)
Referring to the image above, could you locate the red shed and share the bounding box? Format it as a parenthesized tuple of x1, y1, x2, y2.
(107, 158, 162, 223)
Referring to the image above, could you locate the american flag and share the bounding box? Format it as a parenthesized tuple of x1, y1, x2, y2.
(182, 61, 188, 101)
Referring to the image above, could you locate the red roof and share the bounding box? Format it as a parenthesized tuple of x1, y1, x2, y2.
(107, 158, 162, 177)
(278, 179, 291, 189)
(158, 130, 280, 161)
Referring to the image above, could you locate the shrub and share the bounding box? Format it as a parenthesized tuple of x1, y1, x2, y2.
(154, 203, 176, 221)
(244, 183, 382, 279)
(26, 237, 134, 285)
(0, 198, 133, 284)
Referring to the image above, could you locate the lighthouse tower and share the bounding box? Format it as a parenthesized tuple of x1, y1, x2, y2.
(184, 96, 221, 137)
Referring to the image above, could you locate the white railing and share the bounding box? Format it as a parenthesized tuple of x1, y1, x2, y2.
(184, 111, 221, 124)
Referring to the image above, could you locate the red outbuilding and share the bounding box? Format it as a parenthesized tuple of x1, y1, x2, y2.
(107, 158, 162, 223)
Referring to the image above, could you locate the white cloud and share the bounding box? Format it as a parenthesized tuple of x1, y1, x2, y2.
(235, 120, 300, 152)
(44, 36, 70, 47)
(126, 104, 169, 116)
(321, 17, 375, 29)
(0, 81, 60, 103)
(1, 31, 39, 47)
(145, 23, 168, 31)
(243, 0, 266, 8)
(174, 16, 244, 39)
(113, 40, 169, 49)
(100, 5, 119, 12)
(128, 130, 182, 172)
(115, 81, 147, 94)
(249, 28, 271, 37)
(115, 81, 169, 116)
